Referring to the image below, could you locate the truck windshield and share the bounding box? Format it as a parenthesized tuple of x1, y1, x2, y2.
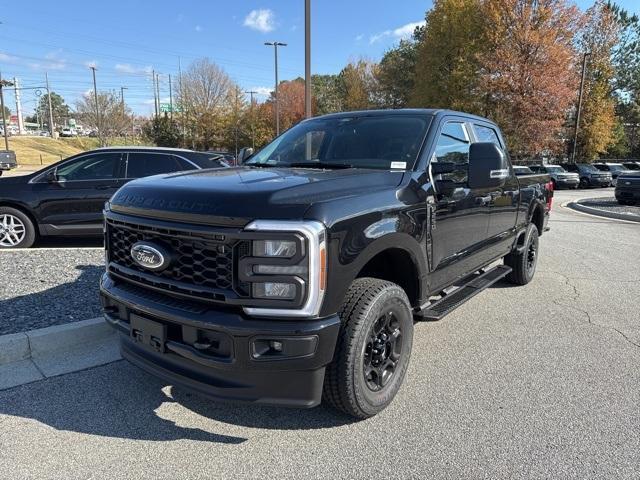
(578, 164, 599, 172)
(546, 166, 566, 173)
(246, 115, 430, 170)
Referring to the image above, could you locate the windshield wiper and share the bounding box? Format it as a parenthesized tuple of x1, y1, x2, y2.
(288, 161, 353, 169)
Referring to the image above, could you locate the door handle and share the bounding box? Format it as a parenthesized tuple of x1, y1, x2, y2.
(95, 185, 112, 190)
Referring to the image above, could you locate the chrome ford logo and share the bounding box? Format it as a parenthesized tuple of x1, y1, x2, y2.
(130, 242, 170, 271)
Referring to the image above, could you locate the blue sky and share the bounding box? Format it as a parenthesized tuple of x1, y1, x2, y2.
(1, 0, 639, 117)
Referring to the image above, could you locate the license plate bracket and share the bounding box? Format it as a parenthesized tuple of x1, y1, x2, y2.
(130, 314, 167, 353)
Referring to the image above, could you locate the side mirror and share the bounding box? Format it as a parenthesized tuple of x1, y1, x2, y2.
(238, 147, 254, 164)
(45, 168, 59, 183)
(468, 142, 508, 189)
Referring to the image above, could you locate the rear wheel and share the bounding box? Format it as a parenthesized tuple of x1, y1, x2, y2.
(579, 177, 589, 189)
(0, 207, 36, 249)
(504, 223, 539, 285)
(323, 278, 414, 419)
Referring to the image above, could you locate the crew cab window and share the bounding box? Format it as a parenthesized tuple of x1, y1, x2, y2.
(473, 124, 501, 146)
(56, 153, 122, 181)
(126, 153, 182, 178)
(433, 122, 470, 183)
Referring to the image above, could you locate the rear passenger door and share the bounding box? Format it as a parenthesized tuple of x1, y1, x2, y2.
(472, 123, 520, 258)
(125, 152, 193, 180)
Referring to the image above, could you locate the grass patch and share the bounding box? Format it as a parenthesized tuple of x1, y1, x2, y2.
(8, 136, 152, 165)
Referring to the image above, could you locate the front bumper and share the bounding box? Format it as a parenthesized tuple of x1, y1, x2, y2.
(555, 178, 579, 188)
(615, 187, 640, 202)
(100, 273, 341, 408)
(588, 176, 611, 186)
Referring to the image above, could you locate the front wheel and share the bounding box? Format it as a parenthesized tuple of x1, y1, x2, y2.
(504, 223, 539, 285)
(323, 278, 414, 419)
(0, 207, 36, 248)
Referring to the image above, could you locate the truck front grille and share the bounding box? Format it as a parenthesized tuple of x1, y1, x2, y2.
(105, 217, 241, 302)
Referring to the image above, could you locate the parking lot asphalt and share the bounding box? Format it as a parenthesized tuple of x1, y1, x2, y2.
(1, 188, 638, 479)
(0, 247, 104, 334)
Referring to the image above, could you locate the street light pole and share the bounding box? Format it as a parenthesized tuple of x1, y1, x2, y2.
(89, 66, 101, 141)
(264, 41, 287, 136)
(305, 0, 312, 119)
(571, 52, 590, 164)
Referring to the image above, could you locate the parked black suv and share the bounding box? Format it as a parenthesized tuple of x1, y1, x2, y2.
(615, 171, 640, 205)
(593, 162, 630, 186)
(560, 162, 612, 188)
(0, 150, 17, 176)
(100, 109, 552, 418)
(0, 147, 227, 248)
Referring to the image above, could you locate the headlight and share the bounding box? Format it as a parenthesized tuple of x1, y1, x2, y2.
(240, 220, 327, 318)
(252, 239, 297, 258)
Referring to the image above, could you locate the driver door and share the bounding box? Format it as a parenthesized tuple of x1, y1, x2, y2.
(33, 152, 125, 234)
(428, 120, 492, 290)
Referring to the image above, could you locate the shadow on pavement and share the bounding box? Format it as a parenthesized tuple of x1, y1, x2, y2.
(0, 264, 104, 335)
(0, 359, 352, 446)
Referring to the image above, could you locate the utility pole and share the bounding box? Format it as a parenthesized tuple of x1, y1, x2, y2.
(264, 41, 287, 136)
(152, 69, 158, 118)
(155, 72, 161, 117)
(14, 77, 25, 135)
(571, 52, 590, 164)
(244, 90, 257, 149)
(0, 73, 11, 150)
(304, 0, 312, 119)
(178, 57, 186, 139)
(120, 86, 128, 115)
(89, 66, 101, 141)
(45, 72, 55, 138)
(169, 74, 173, 120)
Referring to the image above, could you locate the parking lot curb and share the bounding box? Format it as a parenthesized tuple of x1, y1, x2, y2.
(567, 200, 640, 223)
(0, 317, 121, 391)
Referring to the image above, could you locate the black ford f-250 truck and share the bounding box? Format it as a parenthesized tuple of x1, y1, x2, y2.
(101, 109, 552, 418)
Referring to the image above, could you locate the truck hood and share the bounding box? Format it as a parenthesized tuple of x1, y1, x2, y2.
(109, 166, 405, 226)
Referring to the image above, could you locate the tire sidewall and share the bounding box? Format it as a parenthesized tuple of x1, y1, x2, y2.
(522, 224, 539, 282)
(351, 286, 413, 416)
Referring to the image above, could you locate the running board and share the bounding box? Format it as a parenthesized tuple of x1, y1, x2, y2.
(416, 265, 512, 321)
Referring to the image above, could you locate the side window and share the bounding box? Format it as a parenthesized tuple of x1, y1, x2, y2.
(433, 122, 470, 183)
(473, 124, 501, 146)
(56, 153, 121, 181)
(126, 153, 182, 178)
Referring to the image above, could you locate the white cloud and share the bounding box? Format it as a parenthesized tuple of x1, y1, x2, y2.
(251, 86, 273, 97)
(355, 34, 363, 42)
(143, 96, 170, 105)
(27, 49, 67, 70)
(243, 9, 275, 33)
(195, 25, 203, 32)
(0, 52, 18, 63)
(115, 63, 153, 75)
(369, 20, 425, 44)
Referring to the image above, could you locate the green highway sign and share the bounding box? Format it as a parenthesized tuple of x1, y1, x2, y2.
(159, 103, 181, 113)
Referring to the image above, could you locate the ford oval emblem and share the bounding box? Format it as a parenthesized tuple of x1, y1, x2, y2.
(130, 242, 170, 271)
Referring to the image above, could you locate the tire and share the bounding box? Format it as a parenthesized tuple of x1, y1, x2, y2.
(0, 206, 36, 248)
(323, 277, 414, 419)
(618, 199, 634, 206)
(504, 223, 539, 286)
(579, 178, 589, 189)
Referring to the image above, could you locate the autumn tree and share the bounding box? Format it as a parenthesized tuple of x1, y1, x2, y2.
(311, 74, 342, 115)
(271, 78, 306, 131)
(377, 26, 424, 108)
(177, 58, 236, 149)
(573, 0, 619, 160)
(337, 59, 380, 111)
(75, 90, 132, 144)
(411, 0, 487, 112)
(480, 0, 580, 157)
